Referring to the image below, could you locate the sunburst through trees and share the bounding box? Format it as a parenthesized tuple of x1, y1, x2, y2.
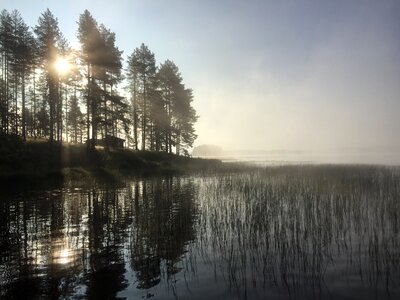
(0, 9, 197, 154)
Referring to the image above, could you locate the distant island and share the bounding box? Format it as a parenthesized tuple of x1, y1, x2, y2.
(192, 144, 223, 157)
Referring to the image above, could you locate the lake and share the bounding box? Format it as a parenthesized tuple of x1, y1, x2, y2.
(1, 165, 400, 299)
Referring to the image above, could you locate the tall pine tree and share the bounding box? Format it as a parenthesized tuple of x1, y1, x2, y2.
(34, 9, 63, 142)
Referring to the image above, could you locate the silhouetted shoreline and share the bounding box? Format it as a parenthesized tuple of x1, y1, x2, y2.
(0, 134, 221, 184)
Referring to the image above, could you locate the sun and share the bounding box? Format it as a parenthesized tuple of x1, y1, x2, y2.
(54, 57, 70, 75)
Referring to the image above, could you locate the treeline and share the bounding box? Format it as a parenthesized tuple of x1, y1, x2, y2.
(0, 9, 197, 155)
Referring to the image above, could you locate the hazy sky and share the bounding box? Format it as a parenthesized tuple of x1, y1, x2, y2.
(2, 0, 400, 151)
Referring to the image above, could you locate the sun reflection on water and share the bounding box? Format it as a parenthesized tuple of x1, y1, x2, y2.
(51, 236, 77, 266)
(54, 248, 72, 265)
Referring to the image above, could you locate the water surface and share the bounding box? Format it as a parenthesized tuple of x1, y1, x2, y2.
(1, 165, 400, 299)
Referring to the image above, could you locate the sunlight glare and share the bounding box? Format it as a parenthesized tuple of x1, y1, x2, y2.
(55, 248, 72, 265)
(54, 57, 70, 75)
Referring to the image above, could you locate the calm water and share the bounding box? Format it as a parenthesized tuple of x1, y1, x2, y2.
(1, 165, 400, 299)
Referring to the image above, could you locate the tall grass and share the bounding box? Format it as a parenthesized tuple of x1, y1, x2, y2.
(1, 165, 399, 299)
(194, 165, 400, 298)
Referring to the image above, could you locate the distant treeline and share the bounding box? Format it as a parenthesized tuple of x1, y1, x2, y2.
(0, 9, 197, 155)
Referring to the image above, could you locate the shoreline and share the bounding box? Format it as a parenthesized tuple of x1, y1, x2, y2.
(0, 136, 222, 184)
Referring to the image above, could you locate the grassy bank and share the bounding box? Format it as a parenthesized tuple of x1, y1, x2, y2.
(0, 134, 222, 183)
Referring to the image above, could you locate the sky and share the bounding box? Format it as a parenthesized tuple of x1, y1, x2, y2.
(2, 0, 400, 151)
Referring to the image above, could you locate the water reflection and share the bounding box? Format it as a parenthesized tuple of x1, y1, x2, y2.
(0, 166, 400, 299)
(0, 177, 197, 299)
(194, 167, 400, 299)
(129, 178, 197, 291)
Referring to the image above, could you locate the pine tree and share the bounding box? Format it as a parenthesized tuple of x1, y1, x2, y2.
(126, 51, 139, 149)
(0, 9, 198, 152)
(0, 10, 13, 134)
(173, 87, 197, 155)
(0, 10, 37, 139)
(126, 44, 157, 150)
(67, 95, 83, 143)
(98, 24, 125, 143)
(157, 60, 182, 153)
(11, 10, 36, 140)
(34, 9, 63, 142)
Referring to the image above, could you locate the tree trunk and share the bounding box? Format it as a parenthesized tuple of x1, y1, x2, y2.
(132, 78, 138, 150)
(33, 72, 37, 138)
(5, 57, 9, 134)
(14, 71, 18, 135)
(176, 129, 180, 155)
(22, 69, 26, 141)
(103, 81, 107, 142)
(142, 81, 146, 150)
(74, 86, 77, 143)
(64, 86, 68, 142)
(86, 63, 91, 148)
(48, 74, 55, 142)
(91, 76, 96, 150)
(58, 81, 62, 141)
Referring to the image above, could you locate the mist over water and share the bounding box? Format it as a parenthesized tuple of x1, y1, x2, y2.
(189, 1, 400, 153)
(213, 149, 400, 166)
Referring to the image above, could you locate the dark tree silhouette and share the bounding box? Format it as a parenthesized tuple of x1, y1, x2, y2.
(0, 10, 36, 138)
(34, 9, 64, 142)
(127, 44, 157, 151)
(78, 11, 127, 150)
(0, 9, 197, 155)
